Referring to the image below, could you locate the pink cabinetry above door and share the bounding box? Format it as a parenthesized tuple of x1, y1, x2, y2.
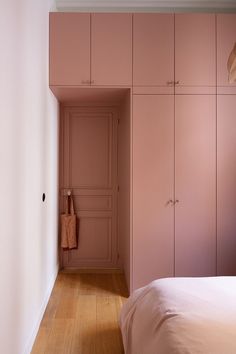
(175, 14, 216, 94)
(133, 14, 174, 91)
(49, 13, 90, 86)
(217, 95, 236, 275)
(217, 14, 236, 94)
(175, 95, 216, 277)
(132, 95, 174, 290)
(91, 13, 132, 86)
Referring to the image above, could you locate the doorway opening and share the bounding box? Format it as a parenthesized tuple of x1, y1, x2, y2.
(57, 87, 131, 290)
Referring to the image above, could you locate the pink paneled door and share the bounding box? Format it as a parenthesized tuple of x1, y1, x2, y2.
(91, 13, 132, 85)
(175, 95, 216, 277)
(49, 13, 90, 86)
(175, 14, 216, 93)
(217, 14, 236, 94)
(60, 107, 118, 268)
(217, 95, 236, 275)
(132, 95, 174, 290)
(133, 13, 174, 89)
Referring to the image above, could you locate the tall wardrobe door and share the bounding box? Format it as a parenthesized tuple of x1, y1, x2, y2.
(217, 95, 236, 275)
(175, 95, 216, 277)
(132, 95, 174, 291)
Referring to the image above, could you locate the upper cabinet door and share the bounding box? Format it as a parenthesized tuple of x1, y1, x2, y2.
(175, 14, 216, 93)
(91, 13, 132, 86)
(217, 14, 236, 94)
(133, 14, 174, 90)
(49, 13, 90, 86)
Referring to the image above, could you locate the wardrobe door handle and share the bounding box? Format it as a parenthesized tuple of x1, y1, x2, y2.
(167, 199, 174, 206)
(174, 199, 179, 204)
(175, 80, 180, 85)
(166, 80, 174, 86)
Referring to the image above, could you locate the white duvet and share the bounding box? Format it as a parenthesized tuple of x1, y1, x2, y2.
(120, 277, 236, 354)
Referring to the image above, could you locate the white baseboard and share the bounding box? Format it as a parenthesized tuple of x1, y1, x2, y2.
(24, 265, 59, 354)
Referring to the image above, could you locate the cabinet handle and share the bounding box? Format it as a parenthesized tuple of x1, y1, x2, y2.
(167, 199, 174, 206)
(166, 80, 174, 86)
(174, 199, 179, 204)
(175, 80, 180, 85)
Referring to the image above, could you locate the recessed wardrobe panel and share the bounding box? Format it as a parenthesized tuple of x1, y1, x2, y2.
(217, 95, 236, 275)
(175, 95, 216, 277)
(132, 95, 174, 290)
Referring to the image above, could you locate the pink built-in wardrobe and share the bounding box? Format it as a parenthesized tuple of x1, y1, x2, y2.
(49, 13, 236, 292)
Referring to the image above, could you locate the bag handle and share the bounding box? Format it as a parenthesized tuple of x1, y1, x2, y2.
(69, 194, 75, 215)
(65, 195, 69, 215)
(64, 190, 75, 215)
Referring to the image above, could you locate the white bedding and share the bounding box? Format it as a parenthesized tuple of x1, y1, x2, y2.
(120, 277, 236, 354)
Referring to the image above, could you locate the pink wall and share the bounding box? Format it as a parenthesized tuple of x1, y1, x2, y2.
(118, 91, 131, 292)
(0, 1, 59, 353)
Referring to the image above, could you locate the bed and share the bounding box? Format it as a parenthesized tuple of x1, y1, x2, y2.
(120, 277, 236, 354)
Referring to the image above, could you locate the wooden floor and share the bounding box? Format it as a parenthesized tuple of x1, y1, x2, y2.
(31, 273, 128, 354)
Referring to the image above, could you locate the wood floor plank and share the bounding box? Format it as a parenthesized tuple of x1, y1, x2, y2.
(71, 295, 97, 354)
(55, 287, 78, 319)
(77, 274, 98, 295)
(44, 319, 75, 354)
(96, 296, 124, 354)
(31, 273, 128, 354)
(31, 325, 52, 354)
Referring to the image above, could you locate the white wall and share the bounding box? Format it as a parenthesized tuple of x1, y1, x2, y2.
(0, 1, 59, 353)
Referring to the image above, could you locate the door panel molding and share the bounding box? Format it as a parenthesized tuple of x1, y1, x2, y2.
(60, 106, 118, 269)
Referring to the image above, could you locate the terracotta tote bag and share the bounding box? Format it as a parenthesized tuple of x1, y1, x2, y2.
(61, 194, 77, 249)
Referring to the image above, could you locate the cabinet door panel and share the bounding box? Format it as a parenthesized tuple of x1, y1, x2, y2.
(91, 13, 132, 85)
(217, 14, 236, 93)
(175, 14, 216, 91)
(217, 95, 236, 275)
(133, 95, 174, 290)
(133, 14, 174, 88)
(175, 95, 216, 277)
(49, 13, 90, 86)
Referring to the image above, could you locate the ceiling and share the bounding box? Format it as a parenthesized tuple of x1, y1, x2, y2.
(55, 0, 236, 12)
